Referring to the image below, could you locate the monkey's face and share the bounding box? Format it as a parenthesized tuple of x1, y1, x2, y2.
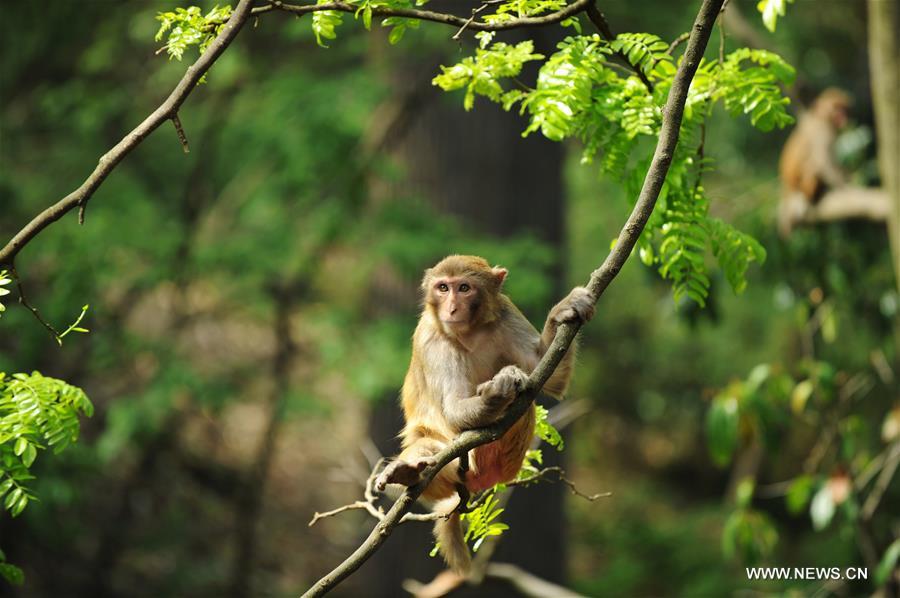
(829, 103, 848, 130)
(429, 277, 481, 327)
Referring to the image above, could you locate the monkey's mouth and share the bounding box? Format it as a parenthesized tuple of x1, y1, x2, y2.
(440, 316, 469, 325)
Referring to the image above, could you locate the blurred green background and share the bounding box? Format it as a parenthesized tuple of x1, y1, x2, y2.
(1, 0, 897, 596)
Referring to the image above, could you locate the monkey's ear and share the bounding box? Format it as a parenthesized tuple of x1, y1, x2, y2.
(492, 267, 508, 287)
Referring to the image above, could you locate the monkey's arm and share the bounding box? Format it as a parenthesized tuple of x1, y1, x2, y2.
(809, 121, 847, 189)
(442, 366, 528, 431)
(538, 287, 595, 397)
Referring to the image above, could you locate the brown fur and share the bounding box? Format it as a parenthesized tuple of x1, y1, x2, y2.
(778, 89, 851, 236)
(376, 255, 594, 573)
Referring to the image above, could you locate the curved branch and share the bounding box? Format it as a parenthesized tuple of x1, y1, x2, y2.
(0, 0, 255, 267)
(252, 0, 592, 30)
(300, 0, 724, 596)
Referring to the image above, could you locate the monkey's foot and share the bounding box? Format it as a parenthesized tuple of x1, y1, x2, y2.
(375, 457, 437, 492)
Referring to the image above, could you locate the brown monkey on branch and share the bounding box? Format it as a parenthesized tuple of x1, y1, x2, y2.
(374, 255, 594, 573)
(777, 88, 851, 237)
(777, 88, 889, 235)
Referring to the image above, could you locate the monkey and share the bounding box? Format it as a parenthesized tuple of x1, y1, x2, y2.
(777, 88, 852, 237)
(374, 255, 594, 574)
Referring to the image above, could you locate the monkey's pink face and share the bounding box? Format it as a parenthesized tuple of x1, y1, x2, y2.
(432, 277, 480, 325)
(830, 105, 848, 130)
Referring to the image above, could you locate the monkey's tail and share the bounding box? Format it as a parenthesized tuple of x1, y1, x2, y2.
(433, 502, 470, 574)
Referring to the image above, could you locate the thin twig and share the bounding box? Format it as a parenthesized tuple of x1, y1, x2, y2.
(308, 458, 446, 526)
(309, 501, 385, 526)
(255, 0, 592, 32)
(861, 441, 900, 521)
(172, 113, 190, 153)
(10, 265, 62, 342)
(667, 32, 690, 55)
(507, 466, 611, 501)
(452, 0, 503, 41)
(717, 1, 726, 65)
(301, 1, 724, 594)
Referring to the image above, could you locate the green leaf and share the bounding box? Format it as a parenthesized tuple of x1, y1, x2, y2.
(4, 487, 22, 510)
(13, 437, 26, 457)
(785, 475, 813, 514)
(0, 563, 24, 586)
(735, 478, 755, 509)
(791, 379, 814, 414)
(534, 404, 564, 450)
(388, 24, 406, 45)
(875, 539, 900, 586)
(707, 394, 739, 466)
(10, 492, 28, 517)
(22, 443, 37, 467)
(722, 508, 778, 564)
(756, 0, 794, 32)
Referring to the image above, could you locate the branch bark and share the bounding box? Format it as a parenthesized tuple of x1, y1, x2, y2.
(0, 0, 255, 267)
(300, 0, 725, 595)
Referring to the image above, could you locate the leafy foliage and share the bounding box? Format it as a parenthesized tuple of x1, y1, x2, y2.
(433, 30, 791, 305)
(713, 49, 796, 132)
(722, 484, 779, 565)
(610, 33, 674, 80)
(432, 42, 544, 111)
(0, 372, 93, 518)
(155, 5, 232, 61)
(534, 404, 564, 450)
(0, 271, 9, 318)
(312, 2, 344, 47)
(461, 489, 509, 552)
(706, 355, 899, 569)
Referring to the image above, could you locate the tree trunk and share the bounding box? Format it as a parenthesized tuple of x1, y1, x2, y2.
(867, 0, 900, 288)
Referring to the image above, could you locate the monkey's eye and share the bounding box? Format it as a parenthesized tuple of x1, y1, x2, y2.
(438, 283, 449, 292)
(459, 283, 471, 292)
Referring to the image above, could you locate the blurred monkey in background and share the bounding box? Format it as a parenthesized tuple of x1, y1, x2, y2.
(778, 88, 852, 237)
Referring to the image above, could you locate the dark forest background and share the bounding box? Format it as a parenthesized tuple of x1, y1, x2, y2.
(1, 0, 897, 596)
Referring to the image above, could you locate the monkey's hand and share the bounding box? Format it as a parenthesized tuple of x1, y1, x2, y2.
(551, 286, 595, 325)
(375, 456, 438, 492)
(476, 365, 529, 415)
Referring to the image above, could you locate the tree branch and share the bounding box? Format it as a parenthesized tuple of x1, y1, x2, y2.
(253, 0, 592, 31)
(0, 0, 255, 267)
(300, 1, 724, 595)
(506, 466, 611, 501)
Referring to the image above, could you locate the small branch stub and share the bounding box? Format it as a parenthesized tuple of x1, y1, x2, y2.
(172, 114, 190, 153)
